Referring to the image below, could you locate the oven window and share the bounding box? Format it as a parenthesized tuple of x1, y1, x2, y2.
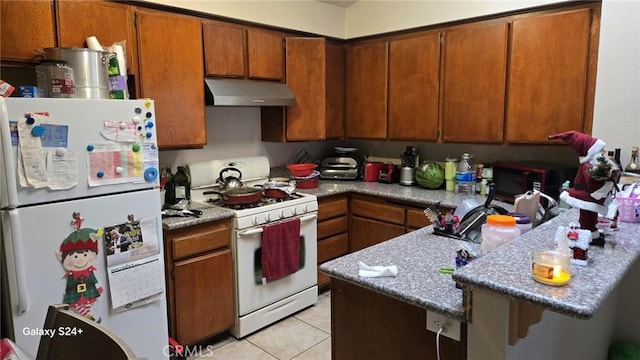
(253, 236, 306, 284)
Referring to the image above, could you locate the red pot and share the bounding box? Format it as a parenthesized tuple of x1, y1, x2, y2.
(296, 177, 319, 189)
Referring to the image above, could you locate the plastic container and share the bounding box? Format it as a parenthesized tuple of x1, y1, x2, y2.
(445, 157, 458, 192)
(454, 153, 476, 195)
(35, 60, 75, 98)
(616, 196, 640, 223)
(559, 180, 571, 209)
(480, 167, 493, 195)
(508, 212, 533, 234)
(454, 198, 480, 221)
(480, 215, 520, 255)
(531, 250, 571, 286)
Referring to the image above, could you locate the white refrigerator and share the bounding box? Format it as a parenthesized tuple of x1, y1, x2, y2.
(0, 98, 168, 359)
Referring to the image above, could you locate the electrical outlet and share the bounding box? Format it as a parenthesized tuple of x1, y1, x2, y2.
(426, 310, 461, 341)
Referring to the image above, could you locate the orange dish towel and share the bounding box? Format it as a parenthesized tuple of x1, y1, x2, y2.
(261, 218, 301, 280)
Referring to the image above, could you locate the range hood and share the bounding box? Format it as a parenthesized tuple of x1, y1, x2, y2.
(204, 78, 295, 106)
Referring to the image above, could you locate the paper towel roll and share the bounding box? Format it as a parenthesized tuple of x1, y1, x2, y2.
(85, 36, 104, 51)
(110, 44, 127, 76)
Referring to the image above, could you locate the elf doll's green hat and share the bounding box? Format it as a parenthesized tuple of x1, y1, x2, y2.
(60, 228, 99, 254)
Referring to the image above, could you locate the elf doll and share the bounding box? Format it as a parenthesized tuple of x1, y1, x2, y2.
(548, 131, 621, 245)
(56, 228, 104, 321)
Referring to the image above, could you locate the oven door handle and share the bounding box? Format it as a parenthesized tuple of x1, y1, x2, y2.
(238, 214, 318, 236)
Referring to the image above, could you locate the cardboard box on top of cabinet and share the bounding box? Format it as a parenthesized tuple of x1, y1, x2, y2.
(19, 86, 39, 98)
(109, 75, 127, 99)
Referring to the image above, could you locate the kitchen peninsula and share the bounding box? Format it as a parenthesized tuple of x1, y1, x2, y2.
(316, 181, 639, 360)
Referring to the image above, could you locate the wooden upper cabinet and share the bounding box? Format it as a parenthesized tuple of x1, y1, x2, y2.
(203, 23, 283, 81)
(1, 0, 55, 61)
(388, 33, 440, 141)
(441, 22, 508, 143)
(247, 29, 284, 80)
(56, 0, 137, 75)
(282, 37, 344, 141)
(203, 23, 245, 78)
(136, 10, 205, 149)
(346, 41, 389, 139)
(506, 8, 594, 143)
(325, 42, 346, 139)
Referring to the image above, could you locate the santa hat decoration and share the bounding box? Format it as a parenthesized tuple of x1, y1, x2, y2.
(60, 228, 99, 254)
(548, 131, 606, 164)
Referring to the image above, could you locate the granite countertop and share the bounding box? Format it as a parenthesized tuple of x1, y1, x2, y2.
(162, 201, 234, 230)
(314, 180, 640, 320)
(452, 209, 639, 319)
(319, 226, 470, 320)
(161, 177, 640, 320)
(296, 179, 496, 208)
(161, 178, 484, 230)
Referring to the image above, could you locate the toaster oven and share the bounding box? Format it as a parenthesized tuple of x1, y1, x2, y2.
(319, 156, 360, 180)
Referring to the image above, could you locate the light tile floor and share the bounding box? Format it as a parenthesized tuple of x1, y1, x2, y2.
(192, 291, 331, 360)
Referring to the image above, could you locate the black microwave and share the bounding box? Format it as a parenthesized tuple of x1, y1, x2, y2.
(491, 161, 577, 203)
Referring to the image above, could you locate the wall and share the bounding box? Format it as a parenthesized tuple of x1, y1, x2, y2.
(158, 107, 340, 169)
(591, 0, 640, 169)
(141, 0, 346, 38)
(344, 0, 565, 38)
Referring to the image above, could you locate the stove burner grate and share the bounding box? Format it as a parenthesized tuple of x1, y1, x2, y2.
(206, 192, 304, 210)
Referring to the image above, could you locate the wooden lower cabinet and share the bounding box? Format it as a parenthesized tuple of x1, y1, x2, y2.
(350, 216, 405, 252)
(164, 220, 234, 345)
(317, 196, 349, 288)
(348, 195, 456, 250)
(174, 250, 233, 344)
(406, 208, 433, 232)
(350, 195, 406, 252)
(331, 278, 466, 359)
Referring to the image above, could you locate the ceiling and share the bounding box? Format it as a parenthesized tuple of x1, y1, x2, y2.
(319, 0, 358, 8)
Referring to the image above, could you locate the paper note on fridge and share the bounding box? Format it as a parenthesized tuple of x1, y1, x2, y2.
(16, 115, 48, 188)
(100, 120, 139, 143)
(46, 149, 78, 190)
(87, 141, 145, 186)
(105, 217, 164, 311)
(108, 254, 165, 311)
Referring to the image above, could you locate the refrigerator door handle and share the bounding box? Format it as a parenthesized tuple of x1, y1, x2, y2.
(0, 99, 19, 208)
(7, 210, 29, 314)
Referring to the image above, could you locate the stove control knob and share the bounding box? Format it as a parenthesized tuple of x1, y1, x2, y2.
(265, 214, 271, 222)
(304, 204, 310, 212)
(292, 207, 298, 216)
(252, 216, 260, 226)
(279, 210, 285, 219)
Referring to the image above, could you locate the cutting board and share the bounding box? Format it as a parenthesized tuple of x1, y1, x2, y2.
(513, 191, 540, 222)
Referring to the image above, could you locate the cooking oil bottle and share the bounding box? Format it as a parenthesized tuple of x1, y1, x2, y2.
(624, 147, 640, 174)
(173, 166, 191, 202)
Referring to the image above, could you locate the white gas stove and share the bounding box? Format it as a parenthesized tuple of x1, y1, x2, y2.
(187, 156, 318, 338)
